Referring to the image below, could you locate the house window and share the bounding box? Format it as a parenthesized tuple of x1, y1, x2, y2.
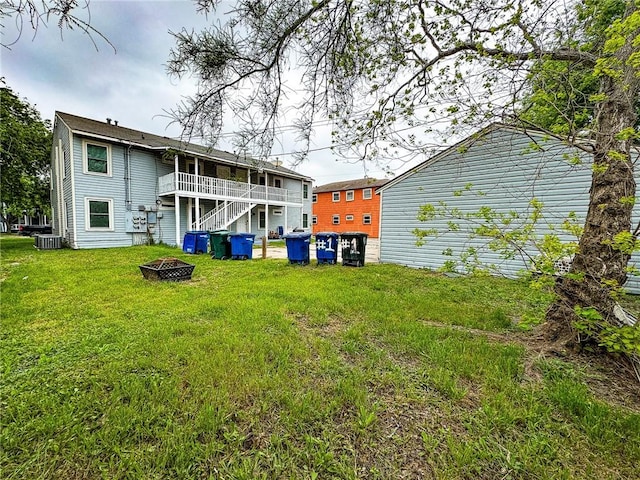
(85, 198, 113, 230)
(332, 215, 340, 225)
(346, 214, 354, 221)
(332, 192, 340, 202)
(346, 190, 355, 201)
(303, 214, 308, 228)
(259, 210, 266, 229)
(273, 208, 283, 216)
(274, 178, 283, 188)
(312, 215, 318, 225)
(84, 141, 111, 176)
(363, 188, 372, 200)
(363, 214, 372, 225)
(312, 194, 317, 203)
(303, 183, 309, 199)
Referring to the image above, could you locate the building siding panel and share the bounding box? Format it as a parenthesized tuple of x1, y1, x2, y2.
(380, 127, 640, 294)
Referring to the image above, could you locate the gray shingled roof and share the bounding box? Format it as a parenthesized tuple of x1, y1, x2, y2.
(313, 178, 388, 193)
(56, 111, 312, 180)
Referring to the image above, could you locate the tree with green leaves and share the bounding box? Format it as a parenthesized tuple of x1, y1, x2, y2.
(0, 81, 52, 229)
(167, 0, 639, 358)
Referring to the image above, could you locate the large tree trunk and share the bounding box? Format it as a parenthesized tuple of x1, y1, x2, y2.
(545, 2, 639, 344)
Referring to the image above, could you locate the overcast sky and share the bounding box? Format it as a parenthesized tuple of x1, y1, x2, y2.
(2, 0, 423, 184)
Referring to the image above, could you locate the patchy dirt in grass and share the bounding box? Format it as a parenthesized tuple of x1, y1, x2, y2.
(288, 311, 348, 338)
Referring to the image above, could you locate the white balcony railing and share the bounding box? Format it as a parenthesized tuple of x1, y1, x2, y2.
(158, 172, 302, 204)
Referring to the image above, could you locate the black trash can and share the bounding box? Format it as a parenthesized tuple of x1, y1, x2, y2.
(209, 230, 231, 259)
(340, 232, 368, 267)
(315, 232, 339, 264)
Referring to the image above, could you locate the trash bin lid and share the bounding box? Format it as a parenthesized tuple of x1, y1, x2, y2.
(341, 232, 368, 237)
(209, 230, 230, 235)
(283, 232, 312, 239)
(228, 232, 256, 238)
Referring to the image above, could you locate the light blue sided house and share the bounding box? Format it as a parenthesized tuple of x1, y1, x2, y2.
(378, 123, 640, 294)
(50, 112, 314, 249)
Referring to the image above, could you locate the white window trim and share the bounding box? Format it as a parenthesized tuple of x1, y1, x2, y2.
(332, 215, 340, 225)
(82, 140, 112, 177)
(312, 215, 318, 224)
(332, 192, 340, 202)
(346, 190, 355, 202)
(273, 208, 283, 216)
(363, 214, 372, 225)
(362, 188, 372, 200)
(346, 214, 354, 221)
(312, 194, 317, 203)
(85, 197, 114, 231)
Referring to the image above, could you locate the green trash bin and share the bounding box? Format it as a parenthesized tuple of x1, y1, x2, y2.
(209, 230, 231, 259)
(340, 232, 368, 267)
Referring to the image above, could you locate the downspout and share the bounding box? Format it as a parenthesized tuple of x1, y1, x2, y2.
(124, 143, 132, 211)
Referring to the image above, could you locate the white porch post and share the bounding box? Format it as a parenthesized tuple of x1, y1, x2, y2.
(174, 154, 181, 246)
(194, 158, 201, 230)
(284, 206, 288, 234)
(264, 171, 268, 237)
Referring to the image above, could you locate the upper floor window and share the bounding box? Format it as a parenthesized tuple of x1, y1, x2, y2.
(346, 190, 355, 201)
(274, 178, 283, 188)
(362, 188, 372, 200)
(332, 192, 340, 202)
(84, 141, 111, 176)
(363, 214, 372, 225)
(312, 193, 317, 203)
(346, 214, 354, 221)
(303, 183, 309, 199)
(312, 215, 318, 225)
(332, 215, 340, 224)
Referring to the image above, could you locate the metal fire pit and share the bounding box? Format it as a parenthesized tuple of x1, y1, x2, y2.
(139, 258, 195, 281)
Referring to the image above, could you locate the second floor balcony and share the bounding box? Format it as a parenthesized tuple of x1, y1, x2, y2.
(158, 172, 302, 205)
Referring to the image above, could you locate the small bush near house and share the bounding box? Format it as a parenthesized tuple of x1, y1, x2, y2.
(1, 235, 638, 479)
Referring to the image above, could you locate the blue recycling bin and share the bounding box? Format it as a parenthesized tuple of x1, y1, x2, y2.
(315, 232, 339, 264)
(183, 231, 210, 254)
(283, 232, 312, 264)
(228, 233, 256, 260)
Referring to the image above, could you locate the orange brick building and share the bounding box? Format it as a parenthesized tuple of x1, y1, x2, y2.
(312, 178, 388, 238)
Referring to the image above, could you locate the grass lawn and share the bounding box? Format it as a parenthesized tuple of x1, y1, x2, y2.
(1, 235, 639, 479)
